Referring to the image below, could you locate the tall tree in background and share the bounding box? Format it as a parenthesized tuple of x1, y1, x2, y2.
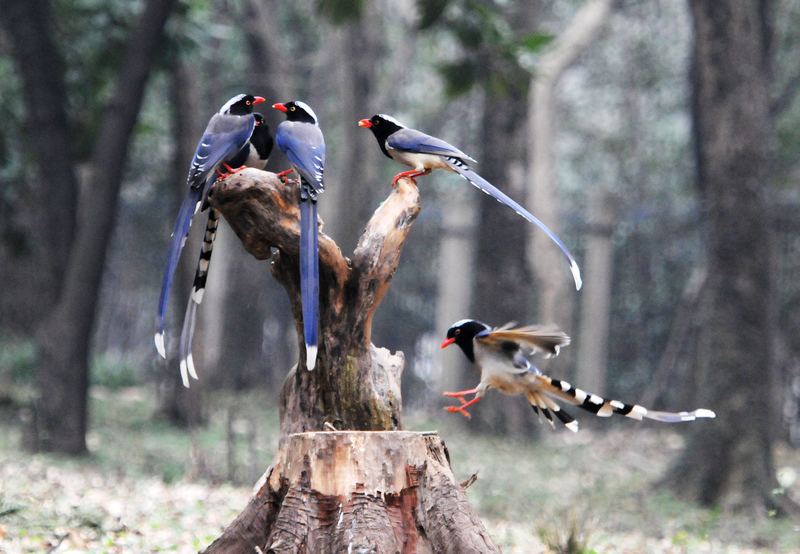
(667, 0, 787, 514)
(4, 0, 176, 454)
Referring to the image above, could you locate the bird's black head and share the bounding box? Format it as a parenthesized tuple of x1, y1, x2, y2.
(441, 319, 491, 363)
(219, 94, 266, 116)
(358, 114, 406, 158)
(358, 114, 405, 141)
(272, 101, 318, 124)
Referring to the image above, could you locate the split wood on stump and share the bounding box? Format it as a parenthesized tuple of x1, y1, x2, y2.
(203, 169, 499, 553)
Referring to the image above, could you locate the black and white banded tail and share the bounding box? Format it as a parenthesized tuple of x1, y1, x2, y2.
(532, 374, 715, 433)
(177, 209, 220, 387)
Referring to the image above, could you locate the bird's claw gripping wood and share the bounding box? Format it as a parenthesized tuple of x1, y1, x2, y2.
(275, 168, 295, 183)
(391, 168, 430, 188)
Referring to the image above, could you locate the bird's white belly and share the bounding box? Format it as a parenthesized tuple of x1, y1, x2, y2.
(389, 150, 453, 171)
(477, 354, 532, 396)
(244, 149, 267, 170)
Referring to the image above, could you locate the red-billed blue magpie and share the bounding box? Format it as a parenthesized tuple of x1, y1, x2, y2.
(440, 319, 716, 431)
(155, 93, 268, 387)
(359, 114, 582, 291)
(273, 101, 325, 370)
(177, 113, 274, 387)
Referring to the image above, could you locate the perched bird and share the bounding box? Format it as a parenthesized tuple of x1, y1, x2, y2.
(177, 113, 275, 387)
(273, 101, 325, 370)
(440, 319, 716, 431)
(358, 114, 582, 291)
(155, 93, 266, 386)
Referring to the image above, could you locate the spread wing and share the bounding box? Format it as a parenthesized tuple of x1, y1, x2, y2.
(187, 114, 256, 191)
(476, 325, 570, 358)
(386, 128, 477, 163)
(276, 121, 325, 194)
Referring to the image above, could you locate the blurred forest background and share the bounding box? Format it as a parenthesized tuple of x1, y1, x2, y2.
(1, 0, 800, 551)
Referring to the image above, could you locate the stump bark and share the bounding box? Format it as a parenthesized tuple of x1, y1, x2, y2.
(203, 170, 498, 552)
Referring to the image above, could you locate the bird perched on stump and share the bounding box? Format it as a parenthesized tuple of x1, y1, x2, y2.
(273, 101, 326, 370)
(440, 319, 716, 431)
(155, 93, 269, 387)
(358, 114, 582, 291)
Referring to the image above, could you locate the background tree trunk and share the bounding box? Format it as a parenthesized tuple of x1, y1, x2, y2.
(527, 0, 614, 328)
(32, 0, 177, 454)
(666, 0, 786, 515)
(575, 188, 616, 395)
(203, 169, 499, 551)
(1, 0, 79, 331)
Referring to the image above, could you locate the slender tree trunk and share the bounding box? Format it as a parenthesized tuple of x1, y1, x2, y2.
(575, 189, 616, 395)
(526, 0, 614, 326)
(666, 0, 789, 515)
(33, 0, 177, 454)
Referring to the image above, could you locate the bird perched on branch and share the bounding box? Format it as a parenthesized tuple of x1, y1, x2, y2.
(358, 114, 582, 291)
(440, 319, 716, 431)
(177, 113, 275, 387)
(155, 93, 268, 387)
(273, 101, 326, 370)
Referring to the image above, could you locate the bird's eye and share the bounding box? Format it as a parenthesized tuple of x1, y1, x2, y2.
(246, 100, 252, 105)
(290, 106, 296, 111)
(455, 329, 461, 335)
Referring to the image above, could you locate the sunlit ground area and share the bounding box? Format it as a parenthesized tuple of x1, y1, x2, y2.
(1, 389, 798, 553)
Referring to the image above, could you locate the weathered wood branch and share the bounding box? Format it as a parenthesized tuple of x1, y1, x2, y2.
(203, 431, 500, 554)
(209, 169, 419, 434)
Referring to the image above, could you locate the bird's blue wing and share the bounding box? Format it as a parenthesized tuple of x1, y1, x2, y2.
(299, 200, 320, 370)
(275, 121, 325, 195)
(387, 128, 477, 163)
(187, 114, 256, 191)
(444, 158, 582, 291)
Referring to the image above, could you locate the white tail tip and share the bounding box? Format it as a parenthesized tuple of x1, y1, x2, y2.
(191, 288, 205, 304)
(565, 421, 579, 433)
(306, 344, 318, 371)
(179, 358, 190, 388)
(694, 409, 716, 419)
(154, 332, 166, 359)
(571, 260, 583, 291)
(186, 352, 198, 380)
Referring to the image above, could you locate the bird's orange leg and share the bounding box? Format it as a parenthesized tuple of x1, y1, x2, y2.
(276, 168, 295, 183)
(444, 396, 481, 419)
(391, 168, 431, 188)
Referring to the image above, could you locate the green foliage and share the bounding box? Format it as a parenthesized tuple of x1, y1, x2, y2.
(0, 337, 36, 384)
(90, 355, 139, 389)
(317, 0, 364, 24)
(416, 0, 450, 30)
(415, 0, 545, 98)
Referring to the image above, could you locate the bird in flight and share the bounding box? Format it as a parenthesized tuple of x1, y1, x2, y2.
(440, 319, 716, 431)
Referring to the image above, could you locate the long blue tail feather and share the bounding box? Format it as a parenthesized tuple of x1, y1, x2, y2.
(445, 158, 583, 291)
(299, 197, 319, 370)
(155, 187, 203, 359)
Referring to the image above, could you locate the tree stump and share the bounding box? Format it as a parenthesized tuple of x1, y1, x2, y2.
(204, 431, 498, 553)
(202, 170, 498, 552)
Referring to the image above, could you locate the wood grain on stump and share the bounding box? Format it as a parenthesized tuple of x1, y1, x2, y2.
(204, 431, 499, 554)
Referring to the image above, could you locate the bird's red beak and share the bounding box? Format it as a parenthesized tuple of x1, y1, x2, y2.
(358, 119, 372, 128)
(253, 96, 266, 105)
(440, 337, 456, 349)
(272, 103, 287, 113)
